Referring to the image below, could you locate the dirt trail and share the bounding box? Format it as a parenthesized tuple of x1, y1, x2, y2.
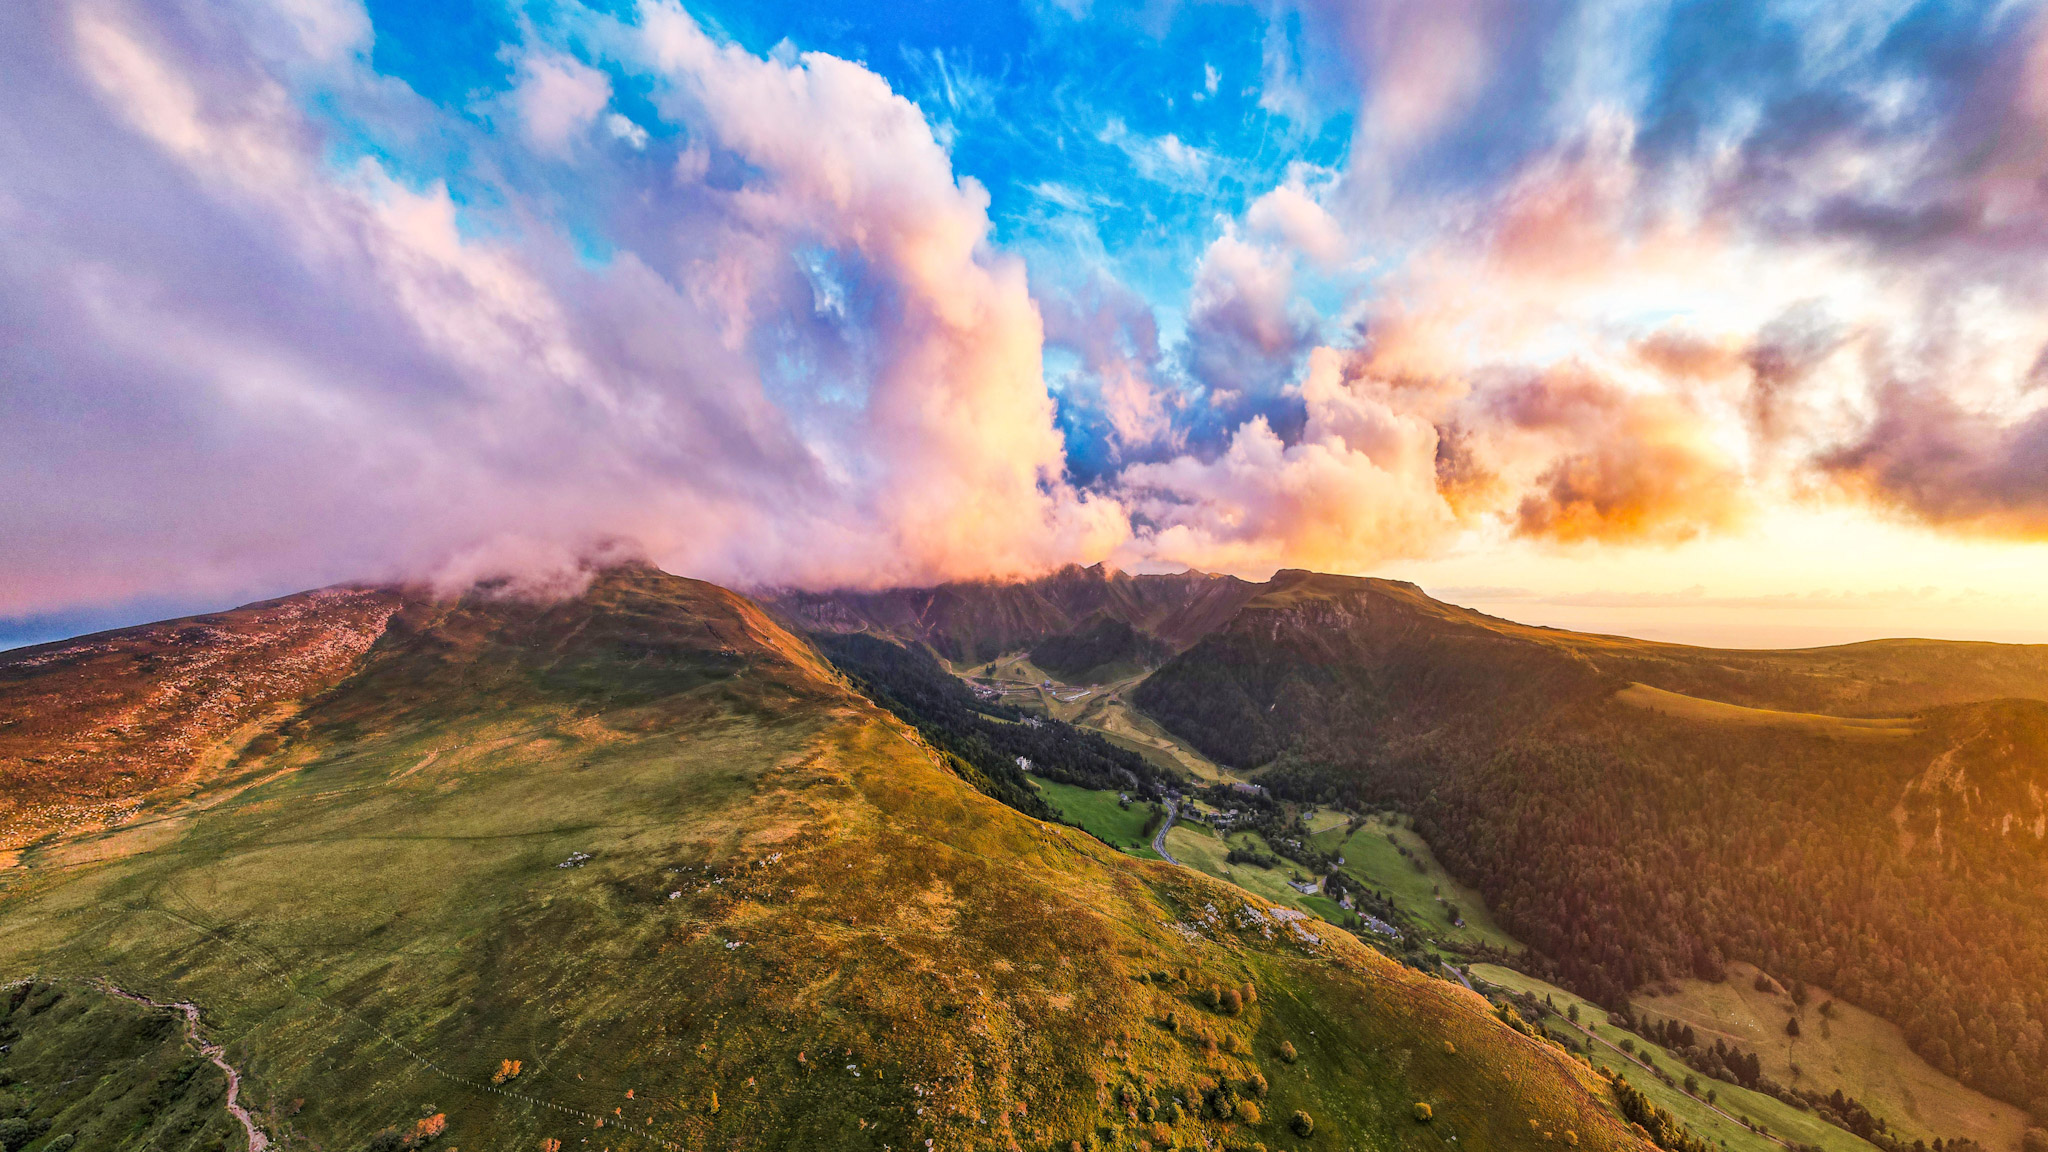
(97, 982, 268, 1152)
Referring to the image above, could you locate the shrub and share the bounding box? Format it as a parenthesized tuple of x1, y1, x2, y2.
(1413, 1102, 1433, 1122)
(709, 1090, 720, 1114)
(1241, 982, 1258, 1005)
(1163, 1011, 1179, 1032)
(1754, 973, 1777, 994)
(1237, 1100, 1263, 1125)
(364, 1127, 406, 1152)
(408, 1114, 448, 1145)
(493, 1058, 523, 1084)
(1292, 1110, 1316, 1136)
(0, 1119, 45, 1152)
(540, 1141, 562, 1152)
(1443, 1040, 1456, 1055)
(2021, 1129, 2048, 1152)
(1246, 1071, 1268, 1098)
(1220, 988, 1244, 1015)
(1222, 1032, 1241, 1053)
(1278, 1040, 1297, 1063)
(1565, 1132, 1579, 1146)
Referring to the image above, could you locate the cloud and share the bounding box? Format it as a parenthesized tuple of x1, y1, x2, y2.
(1098, 116, 1213, 187)
(512, 48, 613, 153)
(1115, 347, 1455, 574)
(1040, 278, 1175, 453)
(1482, 365, 1748, 544)
(1181, 229, 1318, 430)
(1245, 178, 1347, 269)
(0, 0, 1124, 616)
(10, 0, 2048, 621)
(1821, 383, 2048, 537)
(606, 112, 649, 148)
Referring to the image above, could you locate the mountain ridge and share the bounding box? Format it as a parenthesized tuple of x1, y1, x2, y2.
(0, 564, 1649, 1152)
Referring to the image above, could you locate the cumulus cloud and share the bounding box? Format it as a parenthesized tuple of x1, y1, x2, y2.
(8, 0, 2048, 622)
(1117, 347, 1455, 574)
(513, 48, 614, 153)
(0, 0, 1122, 616)
(1181, 229, 1318, 430)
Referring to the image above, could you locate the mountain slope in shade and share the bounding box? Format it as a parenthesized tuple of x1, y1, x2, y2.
(1132, 570, 2048, 1121)
(766, 562, 1260, 663)
(0, 566, 1647, 1152)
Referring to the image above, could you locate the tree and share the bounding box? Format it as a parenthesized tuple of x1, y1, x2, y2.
(1238, 1100, 1264, 1125)
(1786, 1016, 1802, 1038)
(2019, 1129, 2047, 1152)
(1295, 1110, 1318, 1135)
(1278, 1040, 1298, 1063)
(1412, 1103, 1432, 1123)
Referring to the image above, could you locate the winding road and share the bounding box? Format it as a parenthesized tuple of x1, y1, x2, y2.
(1152, 799, 1181, 864)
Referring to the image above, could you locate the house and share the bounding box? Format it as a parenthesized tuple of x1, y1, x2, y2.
(1289, 879, 1320, 896)
(1015, 756, 1032, 771)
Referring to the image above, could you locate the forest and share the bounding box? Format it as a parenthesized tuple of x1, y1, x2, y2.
(1134, 590, 2048, 1125)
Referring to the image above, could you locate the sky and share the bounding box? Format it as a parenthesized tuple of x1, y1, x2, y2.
(5, 0, 2048, 649)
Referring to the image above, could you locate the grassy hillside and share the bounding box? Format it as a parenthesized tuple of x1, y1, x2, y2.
(1027, 775, 1163, 859)
(1473, 966, 1881, 1152)
(1133, 571, 2048, 1123)
(0, 566, 1651, 1152)
(1632, 964, 2030, 1150)
(1309, 818, 1518, 952)
(0, 587, 403, 855)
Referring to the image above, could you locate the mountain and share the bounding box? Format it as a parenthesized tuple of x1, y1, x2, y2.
(765, 563, 1260, 665)
(1132, 570, 2048, 1121)
(1027, 616, 1174, 683)
(0, 565, 1645, 1152)
(0, 586, 405, 856)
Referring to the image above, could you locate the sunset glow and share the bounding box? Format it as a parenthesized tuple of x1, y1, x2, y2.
(7, 0, 2048, 645)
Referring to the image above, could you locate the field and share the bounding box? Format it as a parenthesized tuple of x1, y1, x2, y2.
(1027, 773, 1163, 858)
(1164, 822, 1325, 915)
(1312, 816, 1521, 951)
(1473, 965, 1882, 1152)
(1613, 684, 1918, 741)
(1632, 963, 2030, 1150)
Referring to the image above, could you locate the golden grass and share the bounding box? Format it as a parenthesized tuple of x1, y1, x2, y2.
(1634, 962, 2030, 1150)
(1615, 684, 1918, 741)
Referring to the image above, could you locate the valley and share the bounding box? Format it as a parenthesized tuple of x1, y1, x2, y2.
(3, 563, 2045, 1152)
(0, 567, 1646, 1152)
